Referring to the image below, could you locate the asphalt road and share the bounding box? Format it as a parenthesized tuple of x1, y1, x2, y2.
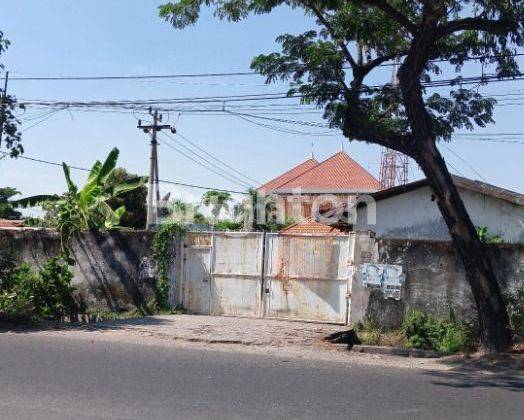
(0, 334, 522, 419)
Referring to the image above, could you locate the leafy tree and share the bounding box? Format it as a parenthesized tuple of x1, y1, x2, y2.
(232, 202, 245, 223)
(0, 187, 21, 219)
(0, 30, 22, 157)
(106, 168, 147, 229)
(201, 190, 232, 223)
(242, 188, 291, 232)
(159, 0, 524, 351)
(15, 148, 147, 255)
(170, 198, 207, 224)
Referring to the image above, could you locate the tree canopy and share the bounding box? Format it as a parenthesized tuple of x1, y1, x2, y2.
(159, 0, 524, 351)
(106, 168, 148, 229)
(0, 30, 22, 157)
(15, 148, 147, 254)
(0, 187, 21, 219)
(159, 1, 523, 154)
(201, 190, 232, 220)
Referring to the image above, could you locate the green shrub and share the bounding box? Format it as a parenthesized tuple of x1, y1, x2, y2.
(505, 287, 524, 339)
(0, 290, 36, 323)
(402, 310, 474, 353)
(476, 226, 503, 244)
(0, 256, 76, 323)
(403, 310, 437, 349)
(0, 263, 40, 323)
(35, 257, 76, 319)
(213, 220, 243, 231)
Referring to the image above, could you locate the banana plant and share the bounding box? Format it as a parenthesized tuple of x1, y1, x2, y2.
(15, 148, 147, 254)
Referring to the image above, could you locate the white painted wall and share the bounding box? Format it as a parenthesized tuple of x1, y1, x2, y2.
(356, 185, 524, 243)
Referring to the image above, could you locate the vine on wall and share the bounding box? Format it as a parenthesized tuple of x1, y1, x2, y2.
(151, 222, 186, 310)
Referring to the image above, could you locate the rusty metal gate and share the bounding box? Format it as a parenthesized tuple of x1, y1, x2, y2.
(179, 231, 354, 323)
(181, 232, 264, 317)
(263, 233, 352, 323)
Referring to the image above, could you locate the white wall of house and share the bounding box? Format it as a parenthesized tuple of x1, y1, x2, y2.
(356, 185, 524, 243)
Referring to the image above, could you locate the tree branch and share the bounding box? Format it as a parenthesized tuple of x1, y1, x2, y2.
(436, 17, 513, 38)
(342, 113, 416, 155)
(361, 50, 409, 75)
(306, 2, 357, 69)
(363, 0, 417, 34)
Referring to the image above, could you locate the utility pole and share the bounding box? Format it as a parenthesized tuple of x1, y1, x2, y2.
(137, 108, 176, 230)
(0, 71, 9, 149)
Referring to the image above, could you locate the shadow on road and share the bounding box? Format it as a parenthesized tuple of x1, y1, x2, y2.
(423, 355, 524, 392)
(0, 316, 170, 334)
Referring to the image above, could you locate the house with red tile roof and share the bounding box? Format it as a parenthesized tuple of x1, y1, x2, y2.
(0, 219, 25, 228)
(258, 151, 379, 231)
(281, 216, 347, 236)
(258, 157, 319, 194)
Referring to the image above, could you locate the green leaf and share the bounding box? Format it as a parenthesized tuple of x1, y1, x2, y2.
(79, 185, 101, 210)
(62, 163, 78, 195)
(97, 147, 119, 184)
(13, 195, 63, 208)
(86, 160, 102, 186)
(111, 176, 148, 197)
(97, 202, 125, 230)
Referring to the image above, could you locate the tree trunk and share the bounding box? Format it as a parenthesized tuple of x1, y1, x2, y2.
(416, 141, 512, 352)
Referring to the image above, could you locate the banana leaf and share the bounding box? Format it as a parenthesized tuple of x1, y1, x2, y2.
(13, 195, 62, 208)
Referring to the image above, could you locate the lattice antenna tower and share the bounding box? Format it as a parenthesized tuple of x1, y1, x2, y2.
(378, 59, 409, 190)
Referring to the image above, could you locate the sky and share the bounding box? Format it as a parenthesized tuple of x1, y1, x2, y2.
(1, 0, 523, 214)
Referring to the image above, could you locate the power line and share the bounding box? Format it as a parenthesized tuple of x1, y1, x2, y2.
(454, 132, 524, 137)
(454, 137, 524, 144)
(0, 150, 90, 172)
(232, 111, 330, 128)
(20, 107, 65, 132)
(159, 131, 253, 188)
(0, 150, 249, 194)
(157, 135, 250, 189)
(226, 110, 339, 136)
(15, 72, 524, 112)
(444, 158, 466, 178)
(175, 130, 261, 185)
(157, 179, 248, 194)
(441, 143, 488, 182)
(9, 52, 524, 81)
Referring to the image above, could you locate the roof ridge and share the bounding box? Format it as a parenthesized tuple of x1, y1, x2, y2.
(281, 215, 314, 231)
(258, 157, 319, 192)
(275, 150, 379, 190)
(328, 150, 379, 183)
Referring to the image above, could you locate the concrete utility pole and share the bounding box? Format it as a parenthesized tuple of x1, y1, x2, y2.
(0, 71, 9, 149)
(137, 108, 176, 230)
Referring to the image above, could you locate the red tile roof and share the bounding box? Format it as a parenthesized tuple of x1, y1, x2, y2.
(259, 151, 379, 194)
(0, 219, 24, 228)
(281, 217, 347, 235)
(258, 158, 319, 193)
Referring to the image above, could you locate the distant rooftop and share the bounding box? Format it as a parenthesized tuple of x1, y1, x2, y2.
(0, 219, 25, 228)
(281, 216, 347, 236)
(258, 151, 379, 194)
(372, 175, 524, 206)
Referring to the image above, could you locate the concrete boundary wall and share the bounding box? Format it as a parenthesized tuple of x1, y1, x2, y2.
(0, 229, 158, 311)
(1, 229, 523, 325)
(354, 239, 524, 328)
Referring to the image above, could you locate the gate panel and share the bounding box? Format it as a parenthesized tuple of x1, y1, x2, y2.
(182, 232, 212, 314)
(264, 234, 351, 323)
(210, 232, 264, 317)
